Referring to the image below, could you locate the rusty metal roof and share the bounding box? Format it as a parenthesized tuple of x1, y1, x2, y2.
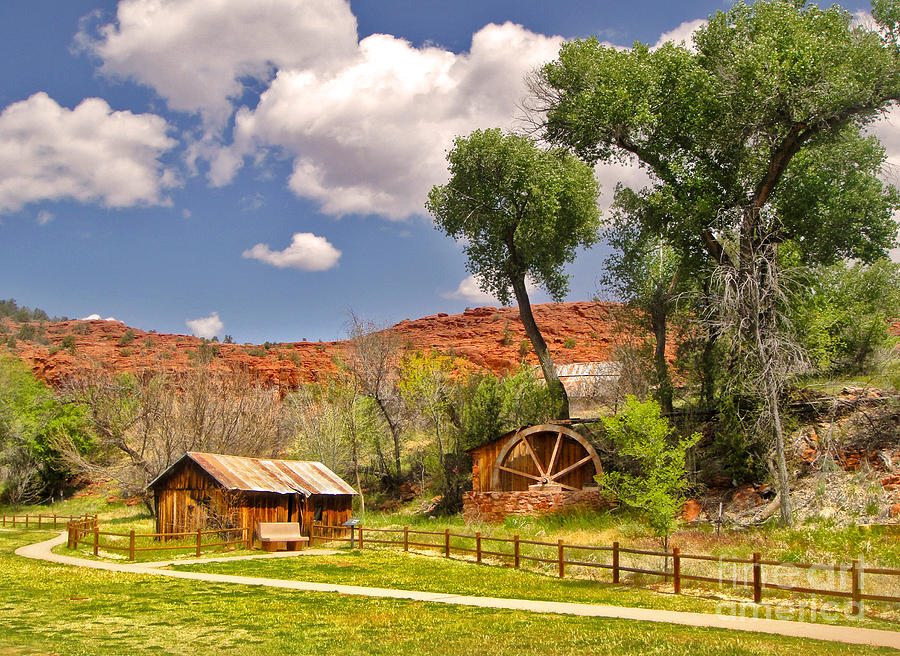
(147, 452, 357, 496)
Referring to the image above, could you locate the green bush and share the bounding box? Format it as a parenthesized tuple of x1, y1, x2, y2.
(60, 335, 76, 354)
(118, 329, 135, 347)
(599, 396, 700, 549)
(563, 338, 576, 348)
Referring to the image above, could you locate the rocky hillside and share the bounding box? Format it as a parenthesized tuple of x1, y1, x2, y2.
(1, 301, 627, 389)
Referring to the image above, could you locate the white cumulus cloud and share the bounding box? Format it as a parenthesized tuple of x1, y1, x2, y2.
(224, 23, 564, 219)
(242, 232, 341, 271)
(0, 92, 177, 212)
(186, 312, 223, 338)
(78, 0, 359, 129)
(653, 19, 707, 50)
(443, 274, 539, 305)
(80, 314, 119, 321)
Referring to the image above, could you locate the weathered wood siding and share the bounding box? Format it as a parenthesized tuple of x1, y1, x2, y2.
(470, 431, 599, 492)
(153, 458, 350, 538)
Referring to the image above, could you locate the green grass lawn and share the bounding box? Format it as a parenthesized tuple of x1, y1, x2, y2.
(170, 544, 900, 632)
(0, 529, 896, 656)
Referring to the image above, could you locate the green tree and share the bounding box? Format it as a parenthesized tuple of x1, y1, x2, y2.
(0, 357, 90, 504)
(427, 129, 601, 419)
(791, 259, 900, 374)
(534, 1, 900, 524)
(598, 396, 700, 550)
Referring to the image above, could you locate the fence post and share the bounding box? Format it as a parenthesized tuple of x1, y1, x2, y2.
(93, 525, 99, 557)
(558, 540, 565, 578)
(244, 526, 252, 550)
(673, 547, 681, 594)
(514, 535, 520, 568)
(404, 526, 409, 552)
(37, 515, 42, 529)
(752, 552, 762, 604)
(444, 528, 450, 558)
(53, 514, 57, 528)
(851, 559, 863, 616)
(358, 524, 364, 550)
(129, 530, 136, 562)
(196, 528, 202, 557)
(476, 532, 482, 564)
(613, 541, 620, 584)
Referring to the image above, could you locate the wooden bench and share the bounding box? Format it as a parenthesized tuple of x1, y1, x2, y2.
(257, 522, 309, 552)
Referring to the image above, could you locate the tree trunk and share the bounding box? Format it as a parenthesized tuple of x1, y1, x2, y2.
(510, 275, 569, 419)
(767, 387, 793, 526)
(373, 395, 402, 480)
(650, 304, 674, 415)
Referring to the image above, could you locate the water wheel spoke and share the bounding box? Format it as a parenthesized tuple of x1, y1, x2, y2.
(497, 465, 543, 483)
(545, 430, 563, 478)
(556, 482, 579, 492)
(549, 455, 594, 482)
(520, 435, 546, 477)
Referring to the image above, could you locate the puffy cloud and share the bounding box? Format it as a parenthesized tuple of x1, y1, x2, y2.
(0, 93, 177, 212)
(36, 210, 54, 226)
(78, 0, 359, 128)
(223, 23, 564, 219)
(80, 314, 119, 321)
(443, 274, 538, 305)
(652, 19, 706, 50)
(186, 311, 223, 338)
(242, 232, 341, 271)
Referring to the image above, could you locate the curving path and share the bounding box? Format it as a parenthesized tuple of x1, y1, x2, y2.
(16, 531, 900, 651)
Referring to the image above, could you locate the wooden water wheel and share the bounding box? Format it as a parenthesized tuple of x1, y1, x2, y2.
(490, 424, 602, 491)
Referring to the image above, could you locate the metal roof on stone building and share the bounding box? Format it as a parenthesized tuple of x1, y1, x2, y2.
(551, 361, 622, 398)
(147, 452, 357, 497)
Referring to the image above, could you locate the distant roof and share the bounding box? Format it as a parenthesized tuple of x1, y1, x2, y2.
(147, 452, 357, 496)
(538, 361, 622, 397)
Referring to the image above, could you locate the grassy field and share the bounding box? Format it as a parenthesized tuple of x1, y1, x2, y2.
(0, 529, 897, 656)
(171, 542, 900, 632)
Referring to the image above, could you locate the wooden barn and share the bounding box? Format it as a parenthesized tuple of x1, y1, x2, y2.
(467, 424, 602, 492)
(147, 452, 356, 539)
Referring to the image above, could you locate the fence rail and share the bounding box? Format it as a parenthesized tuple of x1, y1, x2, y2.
(2, 513, 94, 529)
(309, 523, 900, 615)
(66, 517, 250, 561)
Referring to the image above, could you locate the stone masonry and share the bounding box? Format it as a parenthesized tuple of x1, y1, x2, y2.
(462, 488, 611, 523)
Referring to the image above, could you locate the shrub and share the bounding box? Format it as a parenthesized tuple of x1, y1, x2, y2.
(16, 324, 37, 341)
(60, 335, 76, 354)
(563, 338, 576, 348)
(118, 329, 135, 347)
(598, 396, 700, 549)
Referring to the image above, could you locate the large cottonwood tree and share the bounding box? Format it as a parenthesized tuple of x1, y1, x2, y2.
(427, 129, 600, 419)
(532, 0, 900, 523)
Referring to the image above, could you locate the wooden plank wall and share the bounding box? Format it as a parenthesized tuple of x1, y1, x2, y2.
(153, 458, 352, 538)
(471, 434, 598, 492)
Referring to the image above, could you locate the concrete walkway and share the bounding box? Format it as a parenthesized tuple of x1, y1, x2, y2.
(15, 531, 900, 650)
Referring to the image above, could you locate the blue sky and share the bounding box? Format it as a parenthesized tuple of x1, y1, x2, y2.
(0, 0, 884, 343)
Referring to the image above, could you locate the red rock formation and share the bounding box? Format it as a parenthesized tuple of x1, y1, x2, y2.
(3, 301, 629, 390)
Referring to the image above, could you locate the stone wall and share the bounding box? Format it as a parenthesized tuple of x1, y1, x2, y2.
(462, 488, 611, 524)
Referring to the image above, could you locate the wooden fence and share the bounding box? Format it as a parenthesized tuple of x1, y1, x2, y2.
(310, 523, 900, 615)
(66, 517, 250, 561)
(2, 513, 95, 530)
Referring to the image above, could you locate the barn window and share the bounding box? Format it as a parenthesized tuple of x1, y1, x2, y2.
(313, 503, 323, 522)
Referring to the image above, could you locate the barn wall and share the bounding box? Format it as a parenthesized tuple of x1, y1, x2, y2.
(470, 432, 599, 493)
(301, 494, 352, 536)
(154, 459, 225, 534)
(152, 458, 354, 540)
